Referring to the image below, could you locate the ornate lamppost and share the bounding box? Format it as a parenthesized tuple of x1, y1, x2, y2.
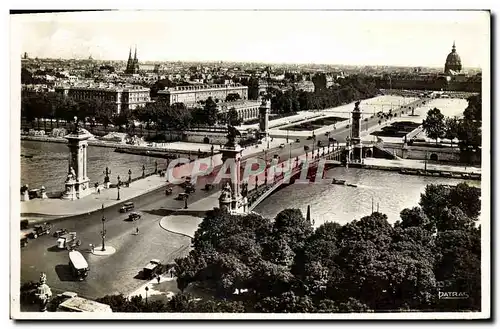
(104, 167, 111, 188)
(100, 204, 106, 252)
(128, 169, 132, 186)
(117, 176, 121, 200)
(145, 286, 149, 304)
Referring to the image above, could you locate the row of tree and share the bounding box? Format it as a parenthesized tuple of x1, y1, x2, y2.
(422, 94, 482, 163)
(96, 182, 480, 313)
(21, 91, 242, 133)
(268, 75, 379, 115)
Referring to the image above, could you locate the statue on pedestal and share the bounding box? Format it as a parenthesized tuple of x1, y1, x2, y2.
(225, 125, 241, 148)
(219, 182, 233, 212)
(34, 272, 52, 312)
(66, 167, 76, 182)
(104, 167, 111, 188)
(40, 186, 48, 199)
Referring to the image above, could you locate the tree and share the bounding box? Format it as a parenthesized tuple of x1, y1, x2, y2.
(419, 183, 480, 231)
(225, 93, 241, 102)
(227, 107, 242, 126)
(395, 207, 433, 231)
(204, 97, 218, 126)
(457, 94, 482, 164)
(422, 108, 446, 145)
(444, 116, 460, 147)
(273, 209, 313, 251)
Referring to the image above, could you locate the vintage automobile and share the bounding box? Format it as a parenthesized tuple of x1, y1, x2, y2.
(184, 184, 195, 194)
(68, 250, 89, 281)
(279, 143, 286, 148)
(142, 259, 162, 279)
(165, 187, 173, 196)
(119, 202, 135, 213)
(57, 232, 80, 250)
(203, 183, 214, 191)
(295, 138, 301, 143)
(53, 228, 69, 238)
(175, 193, 189, 201)
(127, 212, 141, 221)
(20, 233, 28, 248)
(27, 223, 52, 239)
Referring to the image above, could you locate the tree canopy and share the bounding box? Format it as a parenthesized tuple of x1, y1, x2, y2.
(167, 182, 481, 312)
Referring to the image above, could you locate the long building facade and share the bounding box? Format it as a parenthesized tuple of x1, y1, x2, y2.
(157, 83, 248, 107)
(55, 84, 151, 114)
(217, 100, 261, 122)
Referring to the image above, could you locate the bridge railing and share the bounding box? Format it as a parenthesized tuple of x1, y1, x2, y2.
(245, 146, 345, 208)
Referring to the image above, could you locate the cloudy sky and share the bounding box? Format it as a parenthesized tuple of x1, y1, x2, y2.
(12, 10, 489, 67)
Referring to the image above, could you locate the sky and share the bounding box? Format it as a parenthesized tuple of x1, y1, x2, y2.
(12, 10, 490, 68)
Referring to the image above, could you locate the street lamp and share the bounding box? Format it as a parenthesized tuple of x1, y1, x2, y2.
(117, 176, 121, 200)
(286, 129, 289, 143)
(145, 286, 149, 304)
(100, 204, 106, 252)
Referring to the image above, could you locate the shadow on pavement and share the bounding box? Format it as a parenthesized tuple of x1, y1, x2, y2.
(46, 245, 65, 252)
(142, 209, 175, 217)
(54, 264, 75, 282)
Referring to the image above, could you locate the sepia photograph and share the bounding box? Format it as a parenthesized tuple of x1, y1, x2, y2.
(9, 9, 490, 320)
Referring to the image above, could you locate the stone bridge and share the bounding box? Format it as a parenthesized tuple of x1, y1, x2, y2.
(245, 146, 345, 212)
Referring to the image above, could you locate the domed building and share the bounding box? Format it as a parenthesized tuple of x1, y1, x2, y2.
(444, 41, 462, 74)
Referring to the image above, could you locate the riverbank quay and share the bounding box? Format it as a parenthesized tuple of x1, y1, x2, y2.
(353, 158, 481, 180)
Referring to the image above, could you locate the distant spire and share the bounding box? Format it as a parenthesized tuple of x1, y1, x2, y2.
(128, 47, 132, 60)
(452, 41, 456, 52)
(134, 45, 137, 61)
(306, 205, 311, 222)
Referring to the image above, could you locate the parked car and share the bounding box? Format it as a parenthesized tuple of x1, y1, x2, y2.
(295, 138, 301, 143)
(185, 185, 195, 194)
(279, 143, 285, 148)
(143, 259, 162, 279)
(127, 212, 141, 221)
(119, 202, 135, 213)
(165, 188, 173, 196)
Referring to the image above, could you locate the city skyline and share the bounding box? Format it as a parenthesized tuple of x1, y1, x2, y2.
(13, 10, 489, 68)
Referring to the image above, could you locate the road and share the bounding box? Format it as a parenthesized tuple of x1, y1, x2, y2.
(20, 97, 425, 300)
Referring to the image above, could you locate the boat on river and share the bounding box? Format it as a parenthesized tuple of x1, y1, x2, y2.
(332, 179, 346, 185)
(346, 183, 358, 188)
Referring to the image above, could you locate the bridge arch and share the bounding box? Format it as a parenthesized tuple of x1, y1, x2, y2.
(203, 137, 210, 144)
(429, 153, 438, 161)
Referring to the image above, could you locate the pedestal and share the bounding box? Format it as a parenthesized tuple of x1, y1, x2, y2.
(62, 128, 92, 201)
(61, 179, 92, 200)
(21, 191, 29, 201)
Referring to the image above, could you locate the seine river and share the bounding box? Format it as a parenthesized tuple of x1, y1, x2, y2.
(254, 167, 480, 226)
(21, 140, 480, 225)
(21, 140, 161, 193)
